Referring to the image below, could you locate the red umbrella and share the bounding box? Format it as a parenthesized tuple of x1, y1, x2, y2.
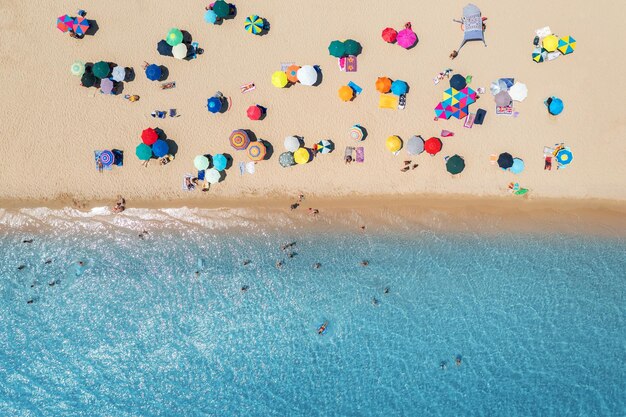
(247, 105, 262, 120)
(424, 137, 442, 155)
(382, 27, 397, 43)
(141, 128, 158, 145)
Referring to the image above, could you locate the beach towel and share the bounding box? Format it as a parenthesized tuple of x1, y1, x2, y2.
(191, 42, 199, 59)
(441, 130, 454, 137)
(489, 154, 497, 165)
(239, 162, 245, 175)
(474, 108, 486, 125)
(355, 147, 364, 163)
(347, 81, 362, 95)
(496, 105, 513, 116)
(379, 94, 398, 110)
(464, 113, 475, 128)
(94, 151, 113, 171)
(280, 62, 295, 71)
(245, 162, 255, 174)
(240, 82, 255, 93)
(198, 170, 205, 181)
(543, 146, 555, 156)
(338, 57, 346, 72)
(345, 55, 357, 72)
(398, 94, 406, 110)
(546, 51, 560, 61)
(535, 26, 552, 37)
(182, 174, 195, 191)
(456, 3, 487, 53)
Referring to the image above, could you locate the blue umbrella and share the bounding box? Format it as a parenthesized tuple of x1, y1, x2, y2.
(204, 10, 218, 24)
(152, 140, 169, 158)
(99, 150, 114, 167)
(212, 154, 227, 171)
(547, 97, 564, 115)
(157, 40, 173, 56)
(145, 64, 162, 81)
(449, 74, 467, 90)
(207, 97, 222, 113)
(391, 80, 408, 96)
(510, 158, 525, 174)
(556, 148, 573, 166)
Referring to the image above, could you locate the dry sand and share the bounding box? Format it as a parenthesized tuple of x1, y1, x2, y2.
(1, 0, 625, 209)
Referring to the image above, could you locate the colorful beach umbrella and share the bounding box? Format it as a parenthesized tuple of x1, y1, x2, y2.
(406, 135, 424, 155)
(424, 137, 442, 155)
(446, 155, 465, 175)
(152, 140, 169, 158)
(397, 23, 417, 49)
(350, 125, 364, 141)
(157, 40, 173, 56)
(205, 168, 221, 184)
(284, 136, 300, 152)
(376, 77, 392, 93)
(99, 150, 115, 167)
(166, 28, 183, 46)
(532, 47, 547, 63)
(73, 16, 90, 36)
(328, 40, 346, 58)
(450, 74, 467, 90)
(386, 136, 402, 153)
(81, 72, 96, 87)
(247, 142, 267, 161)
(510, 158, 525, 174)
(542, 35, 559, 52)
(111, 66, 125, 82)
(556, 148, 573, 165)
(338, 86, 354, 101)
(172, 43, 188, 60)
(229, 130, 250, 150)
(297, 65, 318, 86)
(141, 128, 158, 145)
(136, 143, 152, 161)
(434, 102, 450, 119)
(315, 140, 333, 154)
(286, 65, 300, 83)
(204, 9, 218, 24)
(207, 97, 222, 113)
(212, 154, 227, 171)
(145, 64, 162, 81)
(497, 152, 514, 169)
(391, 80, 408, 96)
(57, 15, 74, 33)
(212, 0, 230, 18)
(194, 155, 210, 170)
(557, 36, 576, 55)
(343, 39, 362, 56)
(547, 97, 564, 115)
(70, 60, 85, 76)
(509, 82, 528, 102)
(271, 71, 288, 88)
(294, 148, 310, 164)
(247, 105, 263, 120)
(245, 15, 264, 34)
(92, 61, 110, 79)
(279, 151, 295, 167)
(100, 78, 114, 94)
(382, 27, 397, 43)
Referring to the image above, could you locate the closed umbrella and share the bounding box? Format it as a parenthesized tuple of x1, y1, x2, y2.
(111, 66, 125, 82)
(542, 35, 559, 52)
(194, 155, 210, 170)
(376, 77, 392, 93)
(212, 0, 230, 18)
(247, 142, 267, 161)
(207, 97, 222, 113)
(510, 158, 525, 174)
(271, 71, 288, 88)
(204, 10, 218, 24)
(279, 152, 295, 167)
(424, 137, 442, 155)
(57, 15, 74, 33)
(386, 136, 402, 153)
(294, 148, 310, 164)
(157, 40, 173, 56)
(338, 86, 353, 101)
(81, 72, 96, 87)
(391, 80, 408, 96)
(497, 152, 514, 169)
(212, 154, 227, 171)
(141, 128, 158, 145)
(247, 105, 262, 120)
(73, 16, 90, 36)
(495, 91, 512, 107)
(145, 64, 162, 81)
(70, 61, 86, 76)
(166, 28, 183, 46)
(172, 43, 188, 60)
(382, 27, 397, 43)
(297, 65, 317, 86)
(446, 155, 465, 174)
(349, 125, 364, 141)
(406, 135, 424, 155)
(99, 150, 115, 167)
(205, 168, 221, 184)
(152, 140, 169, 158)
(93, 61, 110, 79)
(245, 15, 264, 34)
(100, 78, 114, 94)
(284, 136, 300, 152)
(546, 97, 564, 115)
(229, 130, 250, 150)
(343, 39, 362, 55)
(450, 74, 467, 90)
(557, 36, 576, 55)
(136, 143, 152, 161)
(397, 22, 417, 49)
(532, 47, 547, 63)
(328, 40, 346, 58)
(509, 82, 528, 102)
(286, 65, 300, 83)
(315, 140, 333, 154)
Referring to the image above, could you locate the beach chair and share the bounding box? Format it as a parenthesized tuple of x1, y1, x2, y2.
(454, 4, 487, 54)
(355, 147, 364, 163)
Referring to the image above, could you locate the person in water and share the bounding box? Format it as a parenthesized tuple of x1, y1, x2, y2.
(313, 262, 321, 269)
(360, 260, 369, 266)
(241, 285, 249, 292)
(317, 322, 327, 335)
(440, 361, 448, 370)
(455, 355, 462, 366)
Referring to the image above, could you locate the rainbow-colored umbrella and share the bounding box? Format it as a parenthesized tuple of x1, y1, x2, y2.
(557, 36, 576, 55)
(73, 16, 90, 36)
(245, 15, 264, 34)
(57, 15, 74, 33)
(349, 125, 364, 141)
(229, 130, 250, 150)
(247, 141, 267, 161)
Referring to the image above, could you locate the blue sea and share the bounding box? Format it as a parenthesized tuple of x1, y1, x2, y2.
(0, 207, 624, 417)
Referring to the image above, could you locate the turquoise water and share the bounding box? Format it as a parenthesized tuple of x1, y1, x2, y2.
(0, 209, 625, 416)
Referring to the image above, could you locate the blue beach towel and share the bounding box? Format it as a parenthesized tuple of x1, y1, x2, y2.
(348, 81, 362, 95)
(198, 170, 205, 181)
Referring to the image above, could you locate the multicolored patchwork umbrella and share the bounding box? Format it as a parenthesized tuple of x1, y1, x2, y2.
(434, 102, 451, 119)
(57, 15, 74, 33)
(99, 150, 114, 167)
(70, 61, 85, 76)
(247, 141, 267, 161)
(532, 47, 547, 63)
(230, 130, 250, 150)
(315, 140, 333, 154)
(557, 36, 576, 55)
(349, 125, 364, 141)
(245, 15, 264, 34)
(166, 28, 183, 46)
(73, 16, 90, 36)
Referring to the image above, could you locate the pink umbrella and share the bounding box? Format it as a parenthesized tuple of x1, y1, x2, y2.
(397, 22, 417, 49)
(100, 78, 114, 95)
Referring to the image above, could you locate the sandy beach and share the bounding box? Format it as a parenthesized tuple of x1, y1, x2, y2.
(1, 0, 625, 209)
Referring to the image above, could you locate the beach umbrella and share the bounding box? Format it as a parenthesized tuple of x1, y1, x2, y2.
(136, 143, 152, 161)
(557, 36, 576, 55)
(343, 39, 362, 56)
(434, 102, 450, 119)
(205, 168, 221, 184)
(100, 78, 114, 94)
(406, 135, 424, 155)
(230, 130, 250, 150)
(172, 43, 188, 60)
(247, 141, 267, 161)
(204, 9, 218, 24)
(284, 136, 300, 152)
(297, 65, 318, 86)
(247, 105, 263, 120)
(495, 91, 512, 107)
(328, 40, 346, 58)
(81, 72, 96, 87)
(111, 66, 126, 82)
(141, 128, 158, 145)
(315, 140, 333, 154)
(391, 80, 408, 96)
(386, 136, 402, 153)
(338, 86, 354, 102)
(245, 15, 264, 34)
(99, 150, 115, 167)
(424, 137, 442, 155)
(207, 97, 222, 113)
(271, 71, 288, 88)
(397, 23, 417, 49)
(92, 61, 110, 79)
(294, 148, 310, 164)
(497, 152, 514, 169)
(73, 16, 90, 36)
(57, 15, 74, 33)
(145, 64, 162, 81)
(279, 151, 295, 167)
(212, 154, 227, 171)
(532, 47, 547, 63)
(490, 79, 508, 95)
(547, 97, 564, 115)
(166, 28, 183, 46)
(509, 82, 528, 102)
(157, 40, 173, 56)
(213, 0, 230, 18)
(382, 27, 397, 43)
(510, 158, 525, 174)
(556, 148, 573, 166)
(70, 60, 85, 76)
(349, 125, 364, 141)
(376, 77, 392, 93)
(194, 155, 210, 170)
(286, 65, 300, 83)
(450, 74, 467, 90)
(152, 140, 169, 158)
(542, 35, 559, 52)
(446, 155, 465, 175)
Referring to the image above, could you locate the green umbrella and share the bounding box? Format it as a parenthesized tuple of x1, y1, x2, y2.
(446, 154, 465, 175)
(328, 40, 346, 58)
(343, 39, 362, 56)
(70, 60, 85, 76)
(212, 0, 230, 18)
(166, 28, 183, 46)
(136, 143, 152, 161)
(92, 61, 110, 79)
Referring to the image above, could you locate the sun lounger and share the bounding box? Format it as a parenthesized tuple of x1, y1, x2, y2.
(355, 147, 364, 163)
(535, 26, 552, 37)
(239, 162, 245, 175)
(182, 174, 195, 191)
(455, 4, 487, 54)
(347, 81, 362, 95)
(379, 94, 398, 110)
(489, 154, 497, 165)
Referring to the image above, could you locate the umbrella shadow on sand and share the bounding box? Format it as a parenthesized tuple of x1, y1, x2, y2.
(165, 139, 178, 156)
(258, 19, 270, 36)
(85, 19, 99, 36)
(225, 4, 238, 20)
(124, 67, 135, 82)
(158, 66, 169, 81)
(113, 82, 124, 95)
(313, 66, 323, 87)
(223, 153, 234, 170)
(181, 30, 193, 44)
(244, 130, 257, 142)
(154, 128, 167, 141)
(260, 140, 274, 160)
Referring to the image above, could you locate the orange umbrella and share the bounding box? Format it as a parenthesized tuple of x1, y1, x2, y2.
(247, 141, 267, 161)
(338, 86, 354, 102)
(286, 65, 300, 83)
(376, 77, 392, 93)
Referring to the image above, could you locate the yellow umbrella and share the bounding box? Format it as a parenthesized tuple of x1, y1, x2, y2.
(294, 148, 310, 164)
(271, 71, 288, 88)
(338, 86, 353, 102)
(542, 35, 559, 52)
(386, 136, 402, 153)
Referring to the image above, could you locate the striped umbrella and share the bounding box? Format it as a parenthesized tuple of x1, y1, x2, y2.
(136, 143, 152, 161)
(279, 152, 295, 167)
(532, 47, 547, 63)
(152, 140, 169, 158)
(245, 15, 264, 34)
(212, 154, 227, 171)
(70, 61, 85, 76)
(166, 28, 183, 46)
(205, 168, 221, 184)
(557, 36, 576, 55)
(349, 125, 364, 141)
(247, 141, 267, 161)
(99, 150, 114, 167)
(73, 16, 90, 36)
(230, 130, 250, 150)
(57, 15, 74, 33)
(315, 140, 333, 154)
(100, 78, 114, 94)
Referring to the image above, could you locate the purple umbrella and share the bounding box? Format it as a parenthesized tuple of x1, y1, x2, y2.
(495, 91, 512, 107)
(397, 22, 417, 49)
(100, 78, 114, 94)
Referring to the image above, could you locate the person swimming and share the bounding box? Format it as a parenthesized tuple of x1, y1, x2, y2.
(384, 287, 390, 294)
(455, 355, 462, 366)
(241, 285, 249, 292)
(276, 260, 284, 269)
(360, 260, 369, 266)
(440, 361, 448, 370)
(317, 321, 328, 335)
(313, 262, 321, 269)
(243, 259, 251, 266)
(371, 297, 379, 306)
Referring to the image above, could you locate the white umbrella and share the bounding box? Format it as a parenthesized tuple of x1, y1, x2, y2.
(489, 80, 508, 96)
(297, 65, 317, 86)
(284, 136, 300, 152)
(172, 43, 188, 60)
(205, 168, 221, 184)
(111, 66, 126, 82)
(509, 82, 528, 102)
